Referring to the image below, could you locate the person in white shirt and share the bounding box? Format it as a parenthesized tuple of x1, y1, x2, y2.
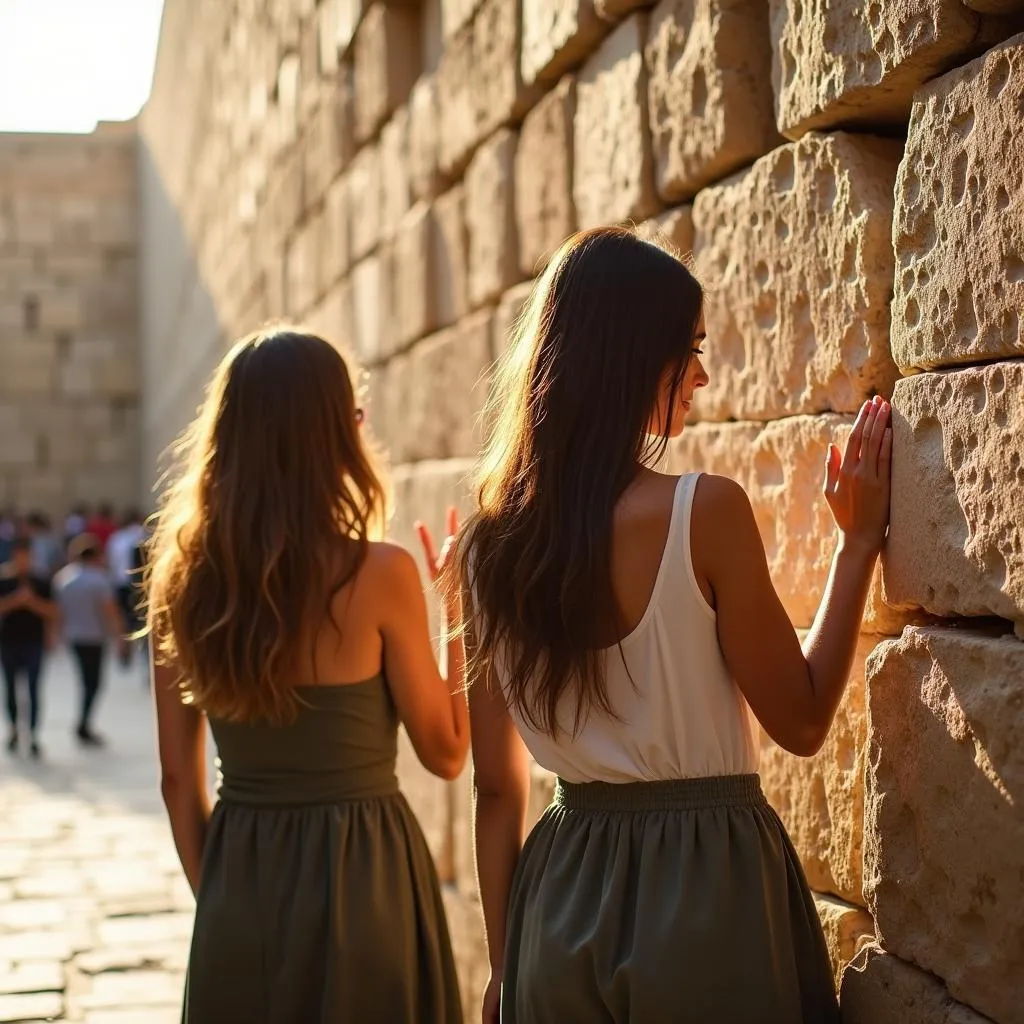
(106, 510, 146, 667)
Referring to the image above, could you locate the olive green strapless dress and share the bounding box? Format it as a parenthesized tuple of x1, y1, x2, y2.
(183, 678, 462, 1023)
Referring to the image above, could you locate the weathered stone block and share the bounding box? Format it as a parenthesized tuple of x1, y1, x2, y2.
(692, 133, 901, 420)
(320, 175, 351, 290)
(761, 635, 878, 905)
(864, 627, 1024, 1023)
(892, 36, 1024, 371)
(354, 3, 421, 143)
(351, 256, 383, 365)
(493, 280, 537, 360)
(305, 278, 357, 358)
(301, 77, 355, 202)
(521, 0, 608, 85)
(387, 203, 441, 350)
(884, 365, 1024, 634)
(595, 0, 655, 16)
(437, 0, 539, 177)
(465, 129, 521, 308)
(646, 0, 780, 202)
(515, 77, 577, 277)
(575, 15, 659, 228)
(636, 204, 694, 258)
(285, 213, 324, 317)
(770, 0, 1010, 138)
(813, 894, 874, 988)
(432, 184, 471, 329)
(840, 945, 994, 1024)
(671, 417, 924, 634)
(379, 106, 412, 241)
(441, 0, 482, 40)
(347, 142, 382, 260)
(0, 340, 56, 396)
(395, 310, 495, 461)
(408, 75, 446, 200)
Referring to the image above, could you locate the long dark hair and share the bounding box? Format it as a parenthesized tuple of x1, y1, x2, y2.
(457, 227, 703, 736)
(147, 327, 387, 725)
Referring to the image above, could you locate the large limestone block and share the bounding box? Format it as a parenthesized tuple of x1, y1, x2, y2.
(408, 76, 446, 201)
(353, 3, 420, 143)
(441, 0, 483, 40)
(392, 310, 495, 462)
(692, 133, 901, 420)
(465, 129, 521, 309)
(841, 945, 995, 1024)
(493, 279, 536, 359)
(515, 77, 577, 277)
(636, 204, 694, 258)
(386, 203, 441, 351)
(320, 175, 351, 290)
(671, 417, 925, 634)
(351, 256, 383, 365)
(301, 78, 354, 202)
(770, 0, 1010, 139)
(812, 894, 874, 988)
(285, 213, 323, 317)
(575, 15, 659, 228)
(432, 184, 471, 329)
(521, 0, 609, 86)
(437, 0, 539, 177)
(864, 627, 1024, 1023)
(347, 142, 382, 261)
(646, 0, 780, 202)
(0, 340, 56, 395)
(379, 106, 412, 241)
(761, 635, 878, 905)
(305, 278, 356, 356)
(884, 366, 1024, 634)
(892, 36, 1024, 371)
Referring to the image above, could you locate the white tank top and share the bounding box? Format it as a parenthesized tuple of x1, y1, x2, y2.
(503, 473, 760, 783)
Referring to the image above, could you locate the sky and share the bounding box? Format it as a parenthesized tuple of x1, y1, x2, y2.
(0, 0, 166, 133)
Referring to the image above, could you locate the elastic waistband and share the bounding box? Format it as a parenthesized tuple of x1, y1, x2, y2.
(217, 778, 400, 808)
(553, 773, 766, 812)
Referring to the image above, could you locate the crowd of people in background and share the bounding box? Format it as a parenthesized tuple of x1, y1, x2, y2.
(0, 503, 148, 759)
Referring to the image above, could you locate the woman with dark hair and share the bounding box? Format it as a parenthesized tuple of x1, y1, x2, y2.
(147, 327, 467, 1023)
(457, 227, 891, 1022)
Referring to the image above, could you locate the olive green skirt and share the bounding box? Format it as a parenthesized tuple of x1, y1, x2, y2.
(183, 793, 462, 1023)
(502, 774, 839, 1023)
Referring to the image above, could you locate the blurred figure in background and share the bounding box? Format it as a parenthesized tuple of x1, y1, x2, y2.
(0, 509, 19, 565)
(86, 503, 118, 551)
(0, 535, 58, 758)
(107, 509, 147, 667)
(63, 503, 89, 548)
(27, 512, 63, 580)
(54, 533, 127, 748)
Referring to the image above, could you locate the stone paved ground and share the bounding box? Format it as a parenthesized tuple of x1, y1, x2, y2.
(0, 648, 196, 1023)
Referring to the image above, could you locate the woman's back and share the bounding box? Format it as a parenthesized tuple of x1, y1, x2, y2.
(506, 472, 760, 783)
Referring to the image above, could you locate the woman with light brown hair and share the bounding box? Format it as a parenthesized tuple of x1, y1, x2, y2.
(147, 327, 467, 1023)
(457, 226, 892, 1022)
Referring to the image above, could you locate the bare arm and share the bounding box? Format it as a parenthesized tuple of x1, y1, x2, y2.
(379, 544, 469, 780)
(469, 654, 530, 1020)
(151, 642, 211, 895)
(24, 590, 59, 621)
(703, 397, 892, 756)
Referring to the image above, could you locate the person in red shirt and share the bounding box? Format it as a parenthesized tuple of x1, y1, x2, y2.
(85, 503, 117, 551)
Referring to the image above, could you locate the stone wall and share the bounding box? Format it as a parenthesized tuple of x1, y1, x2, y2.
(139, 2, 1024, 1019)
(0, 124, 140, 516)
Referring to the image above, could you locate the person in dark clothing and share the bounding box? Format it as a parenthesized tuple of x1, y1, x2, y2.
(0, 536, 58, 758)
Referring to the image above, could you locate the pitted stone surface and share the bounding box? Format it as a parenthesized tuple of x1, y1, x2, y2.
(637, 205, 694, 259)
(574, 15, 659, 228)
(841, 945, 994, 1024)
(692, 133, 901, 420)
(770, 0, 1002, 138)
(516, 77, 577, 277)
(465, 129, 521, 309)
(761, 635, 880, 905)
(646, 0, 780, 201)
(884, 365, 1024, 634)
(671, 417, 924, 634)
(892, 36, 1024, 370)
(864, 627, 1024, 1024)
(353, 2, 420, 143)
(522, 0, 609, 86)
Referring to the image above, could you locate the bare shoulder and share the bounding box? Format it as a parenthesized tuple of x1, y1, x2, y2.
(362, 541, 422, 590)
(692, 474, 757, 550)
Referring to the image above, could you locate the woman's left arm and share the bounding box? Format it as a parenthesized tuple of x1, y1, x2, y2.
(151, 642, 211, 896)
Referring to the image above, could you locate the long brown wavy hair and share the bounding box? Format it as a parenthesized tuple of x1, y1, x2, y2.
(457, 227, 703, 737)
(146, 327, 387, 725)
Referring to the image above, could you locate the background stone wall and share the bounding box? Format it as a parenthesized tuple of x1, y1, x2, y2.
(0, 123, 140, 516)
(138, 2, 1024, 1020)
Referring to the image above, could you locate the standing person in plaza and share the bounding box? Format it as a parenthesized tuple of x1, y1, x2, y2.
(454, 228, 892, 1023)
(54, 533, 127, 747)
(27, 512, 63, 580)
(63, 503, 88, 549)
(106, 509, 147, 667)
(146, 327, 467, 1023)
(86, 503, 118, 551)
(0, 535, 58, 758)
